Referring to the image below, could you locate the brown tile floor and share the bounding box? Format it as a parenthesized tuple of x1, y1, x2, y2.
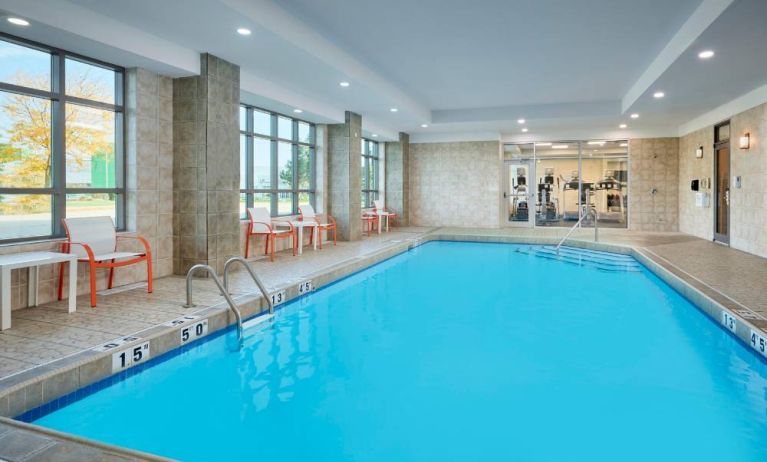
(1, 225, 766, 381)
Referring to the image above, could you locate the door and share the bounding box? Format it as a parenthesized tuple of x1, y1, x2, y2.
(714, 122, 730, 244)
(504, 160, 533, 227)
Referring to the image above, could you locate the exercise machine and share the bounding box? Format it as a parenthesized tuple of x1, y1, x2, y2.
(536, 167, 558, 222)
(595, 169, 626, 222)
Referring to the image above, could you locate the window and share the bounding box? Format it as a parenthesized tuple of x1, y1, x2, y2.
(0, 34, 124, 242)
(239, 105, 315, 217)
(361, 139, 379, 208)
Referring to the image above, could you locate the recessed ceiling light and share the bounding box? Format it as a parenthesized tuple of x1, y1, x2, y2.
(522, 128, 528, 133)
(653, 91, 665, 99)
(630, 113, 639, 119)
(535, 143, 552, 147)
(390, 108, 398, 113)
(421, 124, 429, 128)
(7, 17, 30, 26)
(552, 144, 569, 149)
(293, 109, 303, 113)
(620, 143, 628, 147)
(698, 50, 715, 59)
(236, 27, 252, 36)
(517, 118, 526, 124)
(619, 123, 628, 129)
(339, 81, 350, 87)
(587, 141, 605, 146)
(372, 134, 378, 137)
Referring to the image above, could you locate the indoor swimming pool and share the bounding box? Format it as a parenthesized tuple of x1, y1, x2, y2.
(23, 241, 767, 461)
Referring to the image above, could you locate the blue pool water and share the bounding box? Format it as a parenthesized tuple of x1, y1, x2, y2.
(30, 242, 767, 461)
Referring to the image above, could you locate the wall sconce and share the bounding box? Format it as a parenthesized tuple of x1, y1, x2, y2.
(739, 133, 750, 149)
(695, 146, 703, 158)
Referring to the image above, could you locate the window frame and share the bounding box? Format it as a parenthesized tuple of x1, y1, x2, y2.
(0, 32, 126, 244)
(239, 104, 316, 217)
(361, 138, 379, 208)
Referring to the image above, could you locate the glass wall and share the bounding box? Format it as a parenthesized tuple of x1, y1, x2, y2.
(239, 105, 316, 217)
(0, 34, 125, 242)
(504, 140, 628, 228)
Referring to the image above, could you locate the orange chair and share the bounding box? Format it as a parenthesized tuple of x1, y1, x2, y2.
(298, 204, 336, 248)
(362, 211, 378, 236)
(58, 216, 153, 308)
(245, 207, 296, 261)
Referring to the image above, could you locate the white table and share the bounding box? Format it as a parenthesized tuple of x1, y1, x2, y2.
(0, 251, 77, 330)
(373, 211, 394, 234)
(288, 221, 318, 255)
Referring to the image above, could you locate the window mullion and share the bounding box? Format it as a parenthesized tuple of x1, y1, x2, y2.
(52, 51, 66, 236)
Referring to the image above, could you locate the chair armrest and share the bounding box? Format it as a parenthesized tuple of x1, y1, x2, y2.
(64, 242, 96, 262)
(327, 215, 337, 227)
(272, 220, 296, 232)
(116, 235, 153, 258)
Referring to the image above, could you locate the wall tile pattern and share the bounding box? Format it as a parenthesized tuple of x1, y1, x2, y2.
(628, 138, 679, 231)
(327, 111, 362, 240)
(678, 126, 714, 240)
(384, 132, 410, 226)
(409, 141, 501, 228)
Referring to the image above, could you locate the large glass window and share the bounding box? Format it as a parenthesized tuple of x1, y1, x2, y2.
(361, 139, 379, 208)
(0, 35, 124, 242)
(239, 105, 315, 216)
(504, 140, 628, 228)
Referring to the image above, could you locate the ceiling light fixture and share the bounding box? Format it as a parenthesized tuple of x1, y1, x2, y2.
(630, 113, 639, 119)
(372, 134, 378, 138)
(517, 118, 526, 124)
(7, 17, 30, 26)
(522, 128, 528, 133)
(339, 81, 350, 87)
(653, 91, 665, 99)
(698, 50, 715, 59)
(535, 143, 552, 147)
(552, 144, 569, 149)
(390, 108, 398, 113)
(421, 124, 429, 128)
(619, 123, 627, 129)
(620, 143, 628, 147)
(293, 109, 303, 114)
(236, 27, 252, 36)
(739, 133, 750, 150)
(587, 141, 606, 146)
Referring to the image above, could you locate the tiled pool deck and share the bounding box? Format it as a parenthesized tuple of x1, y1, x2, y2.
(1, 226, 766, 461)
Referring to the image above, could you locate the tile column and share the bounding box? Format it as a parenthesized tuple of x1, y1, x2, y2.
(327, 111, 362, 241)
(384, 132, 410, 226)
(172, 54, 241, 274)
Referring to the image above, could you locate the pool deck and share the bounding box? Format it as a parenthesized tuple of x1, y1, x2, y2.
(0, 226, 766, 461)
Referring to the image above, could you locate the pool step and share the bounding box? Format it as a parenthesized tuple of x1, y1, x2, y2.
(516, 246, 642, 272)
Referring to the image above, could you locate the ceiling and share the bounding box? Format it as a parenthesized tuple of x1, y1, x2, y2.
(1, 0, 765, 142)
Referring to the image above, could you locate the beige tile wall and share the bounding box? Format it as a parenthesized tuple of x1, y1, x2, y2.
(409, 141, 501, 228)
(678, 127, 714, 240)
(729, 103, 767, 257)
(628, 138, 679, 231)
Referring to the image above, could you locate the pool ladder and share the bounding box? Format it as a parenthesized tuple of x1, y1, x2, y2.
(556, 206, 598, 255)
(183, 257, 274, 346)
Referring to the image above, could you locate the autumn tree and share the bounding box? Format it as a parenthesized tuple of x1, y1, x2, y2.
(0, 69, 113, 212)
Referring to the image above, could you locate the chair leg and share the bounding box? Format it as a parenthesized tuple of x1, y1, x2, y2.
(244, 233, 250, 258)
(264, 235, 270, 255)
(146, 257, 153, 293)
(89, 263, 97, 308)
(333, 226, 337, 245)
(319, 228, 323, 249)
(292, 232, 296, 256)
(108, 259, 115, 289)
(270, 234, 276, 262)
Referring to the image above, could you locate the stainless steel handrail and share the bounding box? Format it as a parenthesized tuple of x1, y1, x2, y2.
(555, 206, 598, 254)
(184, 264, 242, 344)
(222, 256, 274, 315)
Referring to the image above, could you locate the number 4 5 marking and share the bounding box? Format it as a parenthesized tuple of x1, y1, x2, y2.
(751, 330, 767, 358)
(298, 280, 314, 295)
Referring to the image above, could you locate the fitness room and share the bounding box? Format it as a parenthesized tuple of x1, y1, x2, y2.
(503, 141, 629, 228)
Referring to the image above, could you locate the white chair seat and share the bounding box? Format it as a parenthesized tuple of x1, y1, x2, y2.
(89, 251, 144, 262)
(271, 229, 293, 235)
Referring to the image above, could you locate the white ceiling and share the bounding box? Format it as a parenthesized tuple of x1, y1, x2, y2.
(1, 0, 765, 142)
